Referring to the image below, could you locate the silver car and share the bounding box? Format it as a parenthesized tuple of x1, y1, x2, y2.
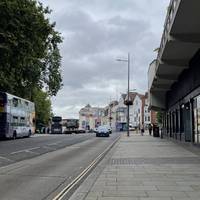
(96, 126, 110, 137)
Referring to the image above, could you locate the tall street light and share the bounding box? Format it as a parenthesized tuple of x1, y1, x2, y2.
(116, 53, 132, 137)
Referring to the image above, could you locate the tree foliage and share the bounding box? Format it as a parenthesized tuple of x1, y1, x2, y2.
(32, 88, 52, 127)
(0, 0, 63, 99)
(157, 111, 163, 125)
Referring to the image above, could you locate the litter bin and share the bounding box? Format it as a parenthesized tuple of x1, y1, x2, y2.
(153, 125, 159, 137)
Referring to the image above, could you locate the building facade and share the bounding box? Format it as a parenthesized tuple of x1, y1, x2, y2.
(115, 94, 127, 131)
(79, 104, 104, 130)
(148, 0, 200, 143)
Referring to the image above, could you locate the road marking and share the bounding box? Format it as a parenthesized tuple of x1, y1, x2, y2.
(47, 142, 60, 146)
(10, 147, 40, 155)
(43, 146, 57, 150)
(0, 156, 13, 162)
(52, 135, 121, 200)
(27, 147, 41, 151)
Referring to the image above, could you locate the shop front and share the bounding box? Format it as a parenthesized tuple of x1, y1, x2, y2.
(193, 95, 200, 144)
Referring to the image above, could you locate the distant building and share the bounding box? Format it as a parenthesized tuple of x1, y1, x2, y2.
(125, 92, 156, 129)
(79, 104, 104, 130)
(115, 94, 127, 131)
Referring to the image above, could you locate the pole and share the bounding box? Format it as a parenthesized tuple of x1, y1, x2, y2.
(109, 97, 112, 127)
(127, 53, 130, 137)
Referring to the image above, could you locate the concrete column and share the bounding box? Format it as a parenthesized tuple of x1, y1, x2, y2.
(189, 99, 194, 143)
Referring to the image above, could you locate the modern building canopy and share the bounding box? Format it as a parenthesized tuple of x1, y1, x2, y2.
(148, 0, 200, 111)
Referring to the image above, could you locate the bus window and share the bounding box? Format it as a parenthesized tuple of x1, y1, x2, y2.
(13, 98, 18, 107)
(20, 117, 25, 126)
(0, 113, 6, 122)
(0, 98, 4, 107)
(12, 116, 19, 126)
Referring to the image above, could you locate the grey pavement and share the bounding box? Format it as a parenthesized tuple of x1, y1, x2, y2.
(69, 132, 200, 200)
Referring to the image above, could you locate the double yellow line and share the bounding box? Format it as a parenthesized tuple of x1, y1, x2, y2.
(52, 135, 120, 200)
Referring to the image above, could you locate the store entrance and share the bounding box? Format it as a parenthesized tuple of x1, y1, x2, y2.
(193, 96, 200, 144)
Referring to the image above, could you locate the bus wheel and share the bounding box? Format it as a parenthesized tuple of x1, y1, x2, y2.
(13, 131, 17, 140)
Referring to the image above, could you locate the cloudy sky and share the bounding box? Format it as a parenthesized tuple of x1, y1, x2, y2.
(40, 0, 170, 118)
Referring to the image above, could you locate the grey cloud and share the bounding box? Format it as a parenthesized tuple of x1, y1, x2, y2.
(39, 0, 170, 118)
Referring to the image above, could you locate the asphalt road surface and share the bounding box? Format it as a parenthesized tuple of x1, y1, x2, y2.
(0, 132, 120, 200)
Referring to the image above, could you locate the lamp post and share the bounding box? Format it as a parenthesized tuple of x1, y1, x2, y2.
(116, 53, 131, 137)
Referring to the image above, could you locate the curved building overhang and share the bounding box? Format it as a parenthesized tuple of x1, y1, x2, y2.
(148, 0, 200, 110)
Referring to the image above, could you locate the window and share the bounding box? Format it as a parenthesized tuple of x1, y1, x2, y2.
(20, 117, 26, 126)
(12, 116, 19, 126)
(180, 106, 184, 133)
(13, 98, 18, 107)
(0, 97, 4, 107)
(193, 96, 200, 144)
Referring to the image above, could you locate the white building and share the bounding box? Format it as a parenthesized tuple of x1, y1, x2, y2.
(79, 104, 104, 130)
(132, 94, 143, 129)
(143, 98, 151, 128)
(115, 94, 127, 131)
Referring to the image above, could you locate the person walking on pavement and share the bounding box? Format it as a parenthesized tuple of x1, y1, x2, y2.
(141, 123, 144, 136)
(148, 123, 152, 136)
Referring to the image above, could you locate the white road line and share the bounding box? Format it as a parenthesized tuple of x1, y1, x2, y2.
(52, 135, 121, 200)
(27, 147, 41, 151)
(10, 147, 40, 155)
(47, 143, 58, 146)
(43, 146, 57, 150)
(25, 150, 40, 155)
(0, 156, 13, 162)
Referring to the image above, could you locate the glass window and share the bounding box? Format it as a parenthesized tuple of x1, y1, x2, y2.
(13, 98, 18, 107)
(12, 116, 19, 126)
(180, 106, 184, 133)
(193, 96, 200, 144)
(176, 110, 179, 133)
(0, 113, 6, 123)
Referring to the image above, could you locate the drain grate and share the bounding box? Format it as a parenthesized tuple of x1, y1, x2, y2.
(109, 157, 200, 165)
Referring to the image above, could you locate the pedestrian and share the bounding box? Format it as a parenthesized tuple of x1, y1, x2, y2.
(141, 123, 144, 136)
(148, 123, 152, 136)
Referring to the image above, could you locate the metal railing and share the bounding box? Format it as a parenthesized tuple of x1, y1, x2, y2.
(148, 59, 157, 90)
(149, 0, 181, 91)
(157, 0, 180, 62)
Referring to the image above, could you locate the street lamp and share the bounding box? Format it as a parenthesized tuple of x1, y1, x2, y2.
(116, 53, 131, 137)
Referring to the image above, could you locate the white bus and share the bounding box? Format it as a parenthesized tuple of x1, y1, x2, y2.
(0, 91, 35, 139)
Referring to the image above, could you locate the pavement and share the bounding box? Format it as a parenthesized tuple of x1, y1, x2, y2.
(69, 132, 200, 200)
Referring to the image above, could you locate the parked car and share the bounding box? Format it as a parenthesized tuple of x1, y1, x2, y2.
(77, 129, 86, 134)
(96, 126, 110, 137)
(129, 126, 135, 131)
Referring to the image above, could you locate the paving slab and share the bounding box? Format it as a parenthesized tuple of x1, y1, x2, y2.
(69, 132, 200, 200)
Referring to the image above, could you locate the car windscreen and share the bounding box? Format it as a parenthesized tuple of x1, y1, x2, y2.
(52, 117, 62, 122)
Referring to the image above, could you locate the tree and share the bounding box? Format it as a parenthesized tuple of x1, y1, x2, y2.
(157, 112, 163, 125)
(0, 0, 63, 99)
(32, 88, 52, 128)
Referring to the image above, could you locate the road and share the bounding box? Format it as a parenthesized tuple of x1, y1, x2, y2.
(0, 132, 120, 200)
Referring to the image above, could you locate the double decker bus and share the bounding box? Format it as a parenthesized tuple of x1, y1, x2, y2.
(51, 116, 62, 134)
(0, 92, 35, 139)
